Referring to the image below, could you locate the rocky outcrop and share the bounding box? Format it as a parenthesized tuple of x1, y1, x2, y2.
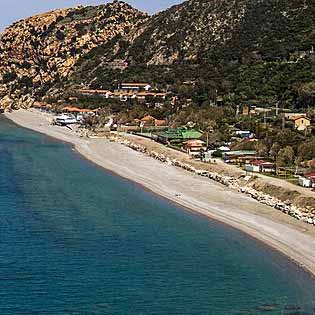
(0, 1, 148, 110)
(0, 95, 14, 109)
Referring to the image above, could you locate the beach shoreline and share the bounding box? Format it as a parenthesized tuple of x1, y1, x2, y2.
(3, 109, 315, 276)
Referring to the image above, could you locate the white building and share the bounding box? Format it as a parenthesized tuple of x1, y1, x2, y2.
(120, 83, 152, 92)
(299, 173, 315, 188)
(245, 160, 276, 173)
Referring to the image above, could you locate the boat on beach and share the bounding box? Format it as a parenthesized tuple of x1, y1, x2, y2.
(54, 114, 78, 126)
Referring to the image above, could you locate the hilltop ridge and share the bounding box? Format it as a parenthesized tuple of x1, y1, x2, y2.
(0, 0, 314, 109)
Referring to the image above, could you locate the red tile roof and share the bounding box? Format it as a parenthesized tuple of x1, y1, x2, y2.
(141, 115, 156, 121)
(121, 83, 150, 86)
(293, 116, 311, 121)
(249, 160, 275, 167)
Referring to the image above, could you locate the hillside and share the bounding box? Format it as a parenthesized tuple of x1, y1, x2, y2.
(0, 1, 148, 108)
(0, 0, 314, 109)
(72, 0, 315, 109)
(126, 0, 315, 64)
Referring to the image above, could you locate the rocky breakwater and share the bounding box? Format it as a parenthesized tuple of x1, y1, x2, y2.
(110, 135, 315, 227)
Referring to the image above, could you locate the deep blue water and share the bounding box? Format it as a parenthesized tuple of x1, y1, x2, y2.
(0, 116, 315, 315)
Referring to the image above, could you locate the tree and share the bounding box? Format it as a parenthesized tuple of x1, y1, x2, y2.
(276, 146, 295, 167)
(255, 142, 268, 157)
(298, 140, 315, 161)
(294, 156, 302, 175)
(296, 82, 315, 108)
(56, 30, 65, 41)
(2, 71, 16, 84)
(232, 140, 256, 151)
(269, 143, 280, 160)
(309, 159, 315, 171)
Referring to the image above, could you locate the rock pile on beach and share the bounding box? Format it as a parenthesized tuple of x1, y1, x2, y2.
(111, 136, 315, 227)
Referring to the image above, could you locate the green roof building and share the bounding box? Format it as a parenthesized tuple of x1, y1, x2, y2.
(152, 127, 203, 144)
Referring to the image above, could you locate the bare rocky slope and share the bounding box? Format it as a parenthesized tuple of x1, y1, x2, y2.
(0, 1, 148, 108)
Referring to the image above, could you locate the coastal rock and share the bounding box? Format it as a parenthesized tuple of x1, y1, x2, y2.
(0, 95, 14, 110)
(16, 94, 35, 109)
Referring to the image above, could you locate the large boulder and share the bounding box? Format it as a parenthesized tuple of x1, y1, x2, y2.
(0, 95, 14, 110)
(16, 94, 35, 109)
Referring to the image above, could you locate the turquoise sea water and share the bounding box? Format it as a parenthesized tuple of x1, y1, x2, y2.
(0, 116, 315, 315)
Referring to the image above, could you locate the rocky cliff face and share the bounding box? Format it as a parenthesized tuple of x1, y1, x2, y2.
(0, 1, 147, 108)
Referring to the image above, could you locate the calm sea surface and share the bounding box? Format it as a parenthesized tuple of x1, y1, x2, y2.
(0, 116, 315, 315)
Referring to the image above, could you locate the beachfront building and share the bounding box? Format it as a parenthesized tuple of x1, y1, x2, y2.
(182, 140, 207, 158)
(223, 150, 258, 165)
(298, 173, 315, 188)
(62, 106, 94, 114)
(136, 115, 167, 127)
(32, 101, 56, 111)
(32, 101, 53, 112)
(152, 128, 203, 145)
(245, 160, 276, 174)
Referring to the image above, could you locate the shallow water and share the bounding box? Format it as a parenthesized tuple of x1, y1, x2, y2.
(0, 116, 315, 315)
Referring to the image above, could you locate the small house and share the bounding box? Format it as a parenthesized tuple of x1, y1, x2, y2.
(245, 160, 276, 174)
(217, 146, 230, 152)
(284, 113, 307, 120)
(223, 150, 257, 164)
(183, 140, 206, 158)
(153, 128, 203, 144)
(294, 116, 311, 131)
(299, 173, 315, 188)
(32, 101, 51, 111)
(138, 115, 167, 127)
(120, 83, 152, 92)
(154, 119, 167, 127)
(234, 130, 253, 139)
(242, 105, 250, 116)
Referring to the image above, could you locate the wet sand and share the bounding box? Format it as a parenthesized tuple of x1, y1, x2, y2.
(4, 109, 315, 276)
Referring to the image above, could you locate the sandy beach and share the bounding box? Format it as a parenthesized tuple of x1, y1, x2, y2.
(3, 109, 315, 276)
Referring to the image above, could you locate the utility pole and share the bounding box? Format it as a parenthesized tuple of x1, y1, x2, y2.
(206, 131, 209, 148)
(276, 102, 279, 116)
